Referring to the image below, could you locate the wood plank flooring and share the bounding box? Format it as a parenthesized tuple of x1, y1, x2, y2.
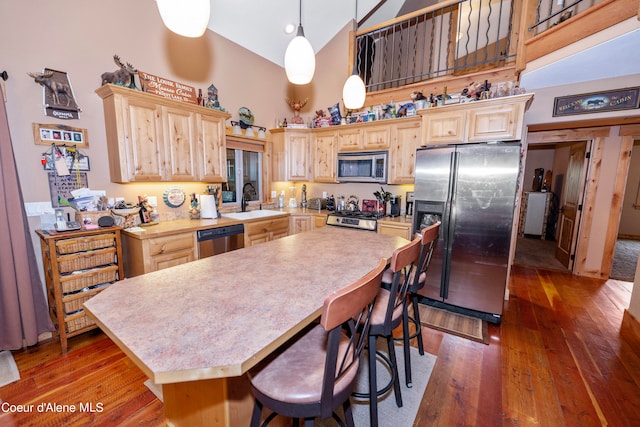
(1, 265, 639, 426)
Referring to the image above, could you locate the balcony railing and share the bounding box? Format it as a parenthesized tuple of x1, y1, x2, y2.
(353, 0, 623, 95)
(355, 0, 518, 92)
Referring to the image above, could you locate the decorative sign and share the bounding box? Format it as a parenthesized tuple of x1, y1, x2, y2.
(47, 172, 88, 207)
(33, 123, 88, 147)
(30, 68, 81, 120)
(553, 87, 640, 117)
(138, 70, 197, 104)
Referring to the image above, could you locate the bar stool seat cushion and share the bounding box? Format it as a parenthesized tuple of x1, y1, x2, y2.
(250, 325, 359, 405)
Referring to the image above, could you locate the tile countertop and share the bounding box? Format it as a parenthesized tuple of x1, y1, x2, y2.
(83, 226, 408, 384)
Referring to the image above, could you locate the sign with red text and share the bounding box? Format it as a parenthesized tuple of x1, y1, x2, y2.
(138, 71, 197, 104)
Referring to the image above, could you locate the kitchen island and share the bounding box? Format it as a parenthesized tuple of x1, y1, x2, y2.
(84, 226, 408, 426)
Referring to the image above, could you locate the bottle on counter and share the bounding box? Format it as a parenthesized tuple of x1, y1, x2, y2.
(278, 191, 285, 209)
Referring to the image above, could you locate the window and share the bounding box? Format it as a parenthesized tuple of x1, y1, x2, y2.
(223, 148, 262, 206)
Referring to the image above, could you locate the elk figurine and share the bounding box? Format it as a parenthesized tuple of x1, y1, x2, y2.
(101, 54, 138, 89)
(27, 71, 73, 107)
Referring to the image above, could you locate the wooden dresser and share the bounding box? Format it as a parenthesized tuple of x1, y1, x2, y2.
(36, 227, 124, 353)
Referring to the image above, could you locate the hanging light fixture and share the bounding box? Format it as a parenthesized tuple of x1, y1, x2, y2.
(156, 0, 210, 38)
(342, 0, 366, 110)
(284, 0, 315, 85)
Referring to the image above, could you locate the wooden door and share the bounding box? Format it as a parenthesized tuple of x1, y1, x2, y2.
(196, 113, 226, 182)
(555, 142, 588, 268)
(125, 98, 164, 181)
(164, 107, 196, 181)
(388, 118, 421, 184)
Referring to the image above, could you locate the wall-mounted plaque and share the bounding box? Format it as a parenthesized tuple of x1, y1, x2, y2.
(138, 70, 197, 104)
(553, 87, 640, 117)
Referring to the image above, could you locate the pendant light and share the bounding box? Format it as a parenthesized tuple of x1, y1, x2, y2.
(156, 0, 210, 38)
(284, 0, 316, 85)
(342, 0, 366, 109)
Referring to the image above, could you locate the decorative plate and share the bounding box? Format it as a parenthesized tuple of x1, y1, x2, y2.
(238, 107, 254, 129)
(163, 186, 186, 208)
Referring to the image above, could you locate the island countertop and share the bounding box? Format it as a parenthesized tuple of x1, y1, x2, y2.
(84, 226, 407, 385)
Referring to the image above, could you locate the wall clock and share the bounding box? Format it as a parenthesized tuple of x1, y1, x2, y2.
(163, 186, 186, 208)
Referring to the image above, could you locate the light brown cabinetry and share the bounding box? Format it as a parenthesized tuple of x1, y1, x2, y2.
(96, 84, 230, 183)
(388, 117, 421, 184)
(271, 129, 311, 181)
(377, 219, 413, 240)
(244, 217, 290, 247)
(290, 215, 314, 235)
(36, 227, 124, 353)
(336, 123, 390, 152)
(420, 94, 533, 146)
(312, 129, 337, 182)
(122, 231, 197, 277)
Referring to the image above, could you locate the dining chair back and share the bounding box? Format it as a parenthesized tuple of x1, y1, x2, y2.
(248, 258, 386, 427)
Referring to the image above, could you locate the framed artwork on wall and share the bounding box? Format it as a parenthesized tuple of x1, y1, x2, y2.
(33, 123, 88, 147)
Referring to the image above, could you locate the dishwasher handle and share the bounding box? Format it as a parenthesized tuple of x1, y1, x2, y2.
(197, 224, 245, 241)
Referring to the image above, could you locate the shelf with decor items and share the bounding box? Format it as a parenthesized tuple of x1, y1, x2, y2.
(36, 227, 124, 353)
(96, 84, 230, 183)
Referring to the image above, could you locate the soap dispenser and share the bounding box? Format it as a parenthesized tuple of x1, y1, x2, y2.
(278, 191, 285, 209)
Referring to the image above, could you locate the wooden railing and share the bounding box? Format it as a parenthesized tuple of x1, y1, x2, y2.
(354, 0, 637, 104)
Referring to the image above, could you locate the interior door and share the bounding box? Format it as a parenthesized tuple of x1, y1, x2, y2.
(555, 142, 588, 269)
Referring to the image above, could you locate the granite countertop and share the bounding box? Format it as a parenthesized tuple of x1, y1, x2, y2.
(84, 226, 408, 384)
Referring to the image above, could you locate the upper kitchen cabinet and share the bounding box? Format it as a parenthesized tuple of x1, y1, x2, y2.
(388, 117, 421, 184)
(336, 122, 390, 152)
(96, 84, 230, 183)
(419, 93, 533, 146)
(311, 129, 337, 183)
(271, 128, 311, 182)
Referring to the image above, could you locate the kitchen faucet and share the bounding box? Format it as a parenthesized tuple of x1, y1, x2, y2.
(241, 182, 256, 212)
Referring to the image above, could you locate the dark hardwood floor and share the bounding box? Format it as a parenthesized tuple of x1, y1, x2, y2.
(1, 265, 639, 426)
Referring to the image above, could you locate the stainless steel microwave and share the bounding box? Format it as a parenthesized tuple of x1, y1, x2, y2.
(337, 151, 388, 183)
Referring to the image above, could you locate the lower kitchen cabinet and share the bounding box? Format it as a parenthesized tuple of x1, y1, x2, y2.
(122, 230, 197, 277)
(377, 218, 413, 240)
(290, 215, 313, 234)
(244, 217, 290, 246)
(36, 227, 124, 353)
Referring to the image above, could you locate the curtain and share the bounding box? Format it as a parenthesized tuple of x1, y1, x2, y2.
(0, 82, 54, 350)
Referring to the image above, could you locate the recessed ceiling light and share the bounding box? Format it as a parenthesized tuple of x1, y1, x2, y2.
(284, 23, 296, 34)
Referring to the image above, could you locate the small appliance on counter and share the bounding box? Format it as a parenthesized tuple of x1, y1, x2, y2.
(307, 198, 326, 210)
(389, 195, 401, 217)
(326, 195, 335, 211)
(405, 191, 414, 216)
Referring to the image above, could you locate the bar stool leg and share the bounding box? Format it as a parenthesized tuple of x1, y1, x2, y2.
(368, 333, 379, 427)
(402, 301, 413, 388)
(412, 295, 425, 355)
(386, 336, 403, 408)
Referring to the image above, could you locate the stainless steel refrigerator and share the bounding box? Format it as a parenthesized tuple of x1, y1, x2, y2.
(412, 142, 521, 322)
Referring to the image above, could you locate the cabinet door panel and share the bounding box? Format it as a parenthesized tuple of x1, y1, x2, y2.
(389, 119, 421, 184)
(287, 133, 310, 181)
(126, 99, 164, 181)
(165, 108, 196, 181)
(363, 125, 390, 150)
(468, 104, 520, 142)
(337, 128, 362, 152)
(312, 131, 337, 182)
(422, 110, 466, 145)
(196, 113, 226, 182)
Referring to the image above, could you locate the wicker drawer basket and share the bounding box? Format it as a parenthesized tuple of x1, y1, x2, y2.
(62, 287, 104, 315)
(59, 265, 119, 294)
(65, 312, 96, 334)
(57, 247, 117, 274)
(56, 233, 116, 255)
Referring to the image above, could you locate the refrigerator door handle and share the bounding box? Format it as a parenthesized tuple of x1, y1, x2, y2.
(441, 151, 458, 300)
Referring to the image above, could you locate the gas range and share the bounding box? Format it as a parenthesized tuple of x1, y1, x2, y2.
(325, 210, 385, 232)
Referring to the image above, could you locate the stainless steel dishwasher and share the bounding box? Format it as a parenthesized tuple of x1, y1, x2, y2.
(197, 224, 245, 259)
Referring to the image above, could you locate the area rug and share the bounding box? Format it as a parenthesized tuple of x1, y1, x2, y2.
(611, 239, 640, 282)
(0, 351, 20, 388)
(144, 344, 436, 426)
(419, 304, 489, 344)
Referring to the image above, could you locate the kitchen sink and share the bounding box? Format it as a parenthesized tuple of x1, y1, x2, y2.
(222, 210, 285, 220)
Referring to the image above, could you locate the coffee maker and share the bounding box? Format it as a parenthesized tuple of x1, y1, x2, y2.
(389, 195, 401, 217)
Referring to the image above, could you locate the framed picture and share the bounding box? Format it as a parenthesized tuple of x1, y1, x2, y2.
(552, 87, 640, 117)
(33, 123, 88, 147)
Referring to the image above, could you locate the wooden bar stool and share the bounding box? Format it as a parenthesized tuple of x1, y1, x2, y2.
(247, 259, 386, 427)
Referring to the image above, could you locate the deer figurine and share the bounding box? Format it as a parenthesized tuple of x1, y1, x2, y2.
(101, 54, 138, 89)
(27, 71, 73, 107)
